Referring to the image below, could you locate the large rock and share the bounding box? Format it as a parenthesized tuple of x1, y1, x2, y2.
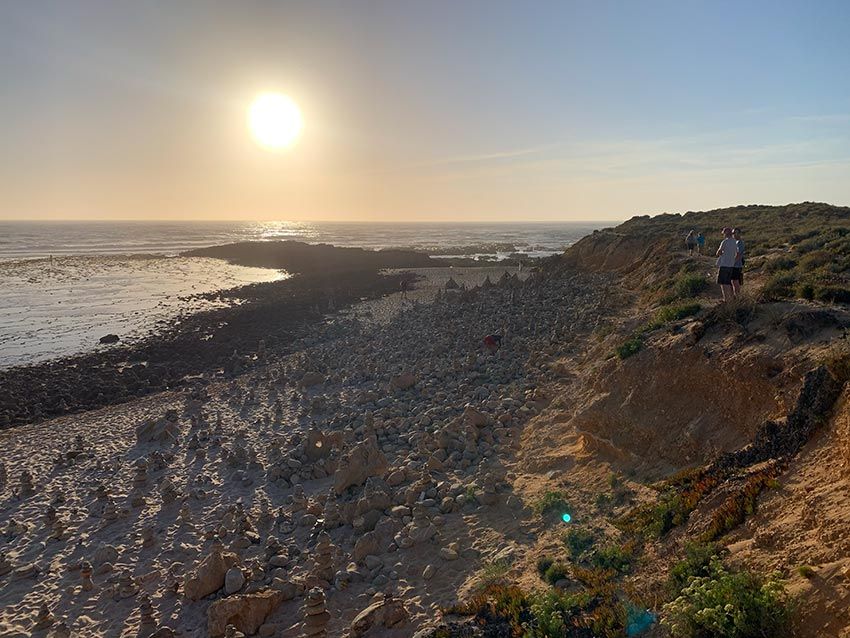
(333, 437, 387, 495)
(183, 548, 239, 601)
(351, 595, 409, 636)
(224, 566, 245, 595)
(390, 373, 416, 391)
(353, 531, 382, 562)
(353, 477, 392, 517)
(299, 372, 325, 388)
(207, 589, 285, 637)
(136, 410, 180, 444)
(462, 406, 489, 428)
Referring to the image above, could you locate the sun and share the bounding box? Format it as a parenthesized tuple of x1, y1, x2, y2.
(248, 92, 303, 150)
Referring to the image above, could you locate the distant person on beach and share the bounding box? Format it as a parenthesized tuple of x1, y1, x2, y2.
(400, 278, 409, 299)
(715, 227, 741, 302)
(731, 228, 745, 293)
(696, 232, 705, 254)
(685, 230, 697, 255)
(483, 334, 502, 352)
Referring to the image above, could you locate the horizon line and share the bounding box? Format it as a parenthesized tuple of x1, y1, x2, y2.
(0, 218, 621, 225)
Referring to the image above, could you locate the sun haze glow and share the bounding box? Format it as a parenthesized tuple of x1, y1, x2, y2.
(248, 92, 303, 150)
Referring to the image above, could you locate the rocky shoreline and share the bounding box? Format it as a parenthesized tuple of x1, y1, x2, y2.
(0, 256, 613, 637)
(1, 241, 470, 428)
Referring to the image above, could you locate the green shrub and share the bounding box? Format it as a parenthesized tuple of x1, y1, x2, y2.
(668, 542, 721, 594)
(563, 527, 595, 560)
(798, 250, 832, 271)
(797, 282, 815, 300)
(590, 541, 637, 574)
(662, 560, 793, 638)
(524, 589, 590, 637)
(647, 302, 702, 330)
(764, 256, 797, 273)
(797, 565, 815, 579)
(814, 286, 850, 304)
(536, 556, 555, 578)
(616, 336, 643, 359)
(542, 562, 570, 585)
(674, 274, 709, 298)
(479, 559, 511, 587)
(445, 584, 530, 630)
(762, 273, 797, 300)
(533, 491, 571, 517)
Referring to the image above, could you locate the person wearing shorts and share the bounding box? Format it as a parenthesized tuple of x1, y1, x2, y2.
(685, 230, 696, 255)
(730, 228, 744, 293)
(715, 227, 740, 302)
(696, 232, 705, 254)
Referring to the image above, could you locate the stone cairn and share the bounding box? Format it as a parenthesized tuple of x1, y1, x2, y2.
(178, 502, 194, 528)
(312, 533, 334, 587)
(133, 458, 149, 488)
(48, 517, 68, 541)
(303, 587, 330, 637)
(80, 560, 94, 591)
(32, 603, 54, 631)
(19, 469, 35, 498)
(115, 569, 138, 600)
(138, 593, 157, 635)
(322, 497, 341, 530)
(140, 526, 156, 548)
(0, 552, 13, 576)
(160, 478, 180, 504)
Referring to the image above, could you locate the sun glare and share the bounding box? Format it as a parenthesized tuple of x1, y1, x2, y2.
(248, 92, 303, 150)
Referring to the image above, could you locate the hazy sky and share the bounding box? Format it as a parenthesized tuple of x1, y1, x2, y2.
(2, 0, 850, 222)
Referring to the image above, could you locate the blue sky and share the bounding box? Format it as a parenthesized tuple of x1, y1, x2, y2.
(2, 0, 850, 221)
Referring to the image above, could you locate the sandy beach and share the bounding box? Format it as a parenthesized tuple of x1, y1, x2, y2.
(0, 261, 611, 637)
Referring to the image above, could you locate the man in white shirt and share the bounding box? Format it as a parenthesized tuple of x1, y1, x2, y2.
(715, 227, 741, 302)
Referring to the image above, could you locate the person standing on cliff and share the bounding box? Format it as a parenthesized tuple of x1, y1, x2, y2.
(685, 230, 697, 255)
(731, 228, 745, 294)
(716, 227, 740, 302)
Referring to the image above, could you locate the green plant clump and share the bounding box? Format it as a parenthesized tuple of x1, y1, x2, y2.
(761, 273, 798, 300)
(524, 589, 590, 638)
(563, 527, 596, 561)
(533, 491, 571, 517)
(668, 542, 722, 594)
(674, 274, 709, 299)
(590, 541, 637, 574)
(647, 302, 702, 330)
(479, 559, 511, 587)
(662, 560, 793, 638)
(542, 562, 570, 586)
(616, 336, 643, 359)
(536, 556, 555, 578)
(797, 565, 816, 579)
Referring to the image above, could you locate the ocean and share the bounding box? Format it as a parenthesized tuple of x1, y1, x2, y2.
(0, 221, 604, 367)
(0, 220, 602, 261)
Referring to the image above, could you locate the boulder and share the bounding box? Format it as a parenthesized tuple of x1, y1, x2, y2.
(136, 410, 180, 444)
(353, 531, 382, 562)
(351, 595, 409, 636)
(207, 589, 285, 637)
(333, 437, 387, 495)
(299, 372, 325, 388)
(99, 334, 120, 344)
(183, 549, 239, 601)
(224, 566, 245, 595)
(390, 373, 416, 391)
(463, 406, 489, 428)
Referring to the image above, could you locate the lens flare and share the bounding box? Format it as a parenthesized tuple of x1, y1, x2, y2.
(561, 513, 572, 523)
